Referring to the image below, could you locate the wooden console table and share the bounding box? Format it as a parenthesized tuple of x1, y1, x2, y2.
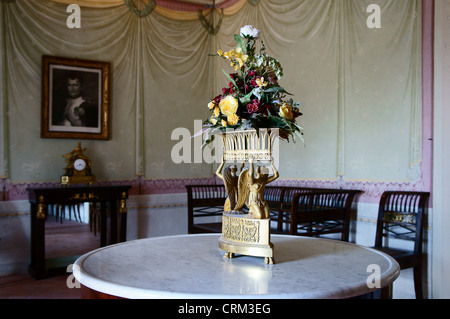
(27, 185, 131, 279)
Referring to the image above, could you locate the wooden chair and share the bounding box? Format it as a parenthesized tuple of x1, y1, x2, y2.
(89, 202, 100, 236)
(186, 185, 227, 233)
(270, 187, 330, 233)
(52, 204, 82, 223)
(289, 190, 361, 241)
(373, 191, 430, 299)
(264, 186, 285, 226)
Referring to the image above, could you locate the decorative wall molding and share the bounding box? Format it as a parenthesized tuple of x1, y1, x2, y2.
(0, 175, 425, 203)
(271, 177, 425, 203)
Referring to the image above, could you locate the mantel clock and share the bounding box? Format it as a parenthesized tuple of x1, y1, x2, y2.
(60, 142, 96, 186)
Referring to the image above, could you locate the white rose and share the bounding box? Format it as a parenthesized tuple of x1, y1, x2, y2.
(240, 25, 260, 39)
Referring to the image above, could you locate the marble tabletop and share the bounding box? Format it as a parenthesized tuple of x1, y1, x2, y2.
(73, 234, 400, 299)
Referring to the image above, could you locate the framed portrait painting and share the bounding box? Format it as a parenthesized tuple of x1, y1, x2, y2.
(41, 55, 110, 140)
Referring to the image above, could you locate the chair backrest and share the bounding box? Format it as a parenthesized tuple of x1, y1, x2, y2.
(290, 190, 360, 240)
(185, 185, 227, 231)
(263, 186, 284, 213)
(281, 187, 324, 204)
(186, 185, 227, 201)
(280, 187, 329, 214)
(263, 186, 284, 202)
(374, 191, 430, 255)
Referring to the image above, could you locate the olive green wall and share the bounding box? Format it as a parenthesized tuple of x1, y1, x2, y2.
(1, 1, 424, 189)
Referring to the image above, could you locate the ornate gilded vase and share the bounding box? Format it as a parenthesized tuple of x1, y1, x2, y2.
(216, 129, 279, 264)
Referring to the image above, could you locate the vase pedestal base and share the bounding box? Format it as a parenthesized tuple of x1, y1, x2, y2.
(219, 213, 274, 264)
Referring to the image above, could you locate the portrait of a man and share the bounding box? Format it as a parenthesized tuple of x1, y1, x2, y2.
(50, 67, 100, 131)
(41, 56, 110, 140)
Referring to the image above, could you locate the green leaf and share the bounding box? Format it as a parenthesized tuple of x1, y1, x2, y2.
(293, 122, 304, 131)
(264, 86, 293, 95)
(295, 130, 305, 144)
(222, 69, 239, 90)
(201, 127, 222, 149)
(234, 34, 245, 48)
(239, 88, 257, 105)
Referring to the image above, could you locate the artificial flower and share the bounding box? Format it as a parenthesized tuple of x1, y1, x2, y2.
(208, 101, 216, 109)
(214, 106, 220, 117)
(203, 25, 304, 147)
(255, 77, 268, 88)
(253, 87, 263, 100)
(279, 103, 294, 120)
(222, 48, 248, 71)
(247, 99, 260, 114)
(227, 113, 240, 126)
(219, 95, 239, 116)
(240, 25, 260, 39)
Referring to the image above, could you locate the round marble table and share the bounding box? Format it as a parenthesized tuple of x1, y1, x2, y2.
(73, 234, 400, 299)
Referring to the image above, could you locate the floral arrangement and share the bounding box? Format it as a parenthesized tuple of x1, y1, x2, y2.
(202, 25, 303, 147)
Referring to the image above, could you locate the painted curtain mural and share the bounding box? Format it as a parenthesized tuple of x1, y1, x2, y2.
(0, 0, 423, 199)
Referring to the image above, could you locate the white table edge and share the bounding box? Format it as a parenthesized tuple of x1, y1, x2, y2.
(73, 234, 400, 299)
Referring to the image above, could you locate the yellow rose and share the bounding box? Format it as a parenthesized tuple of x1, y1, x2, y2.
(213, 106, 220, 117)
(279, 103, 293, 120)
(227, 113, 240, 126)
(219, 95, 239, 117)
(209, 117, 218, 125)
(208, 101, 216, 109)
(221, 120, 228, 127)
(217, 50, 224, 56)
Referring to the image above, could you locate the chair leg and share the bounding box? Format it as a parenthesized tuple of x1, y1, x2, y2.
(57, 204, 63, 223)
(380, 283, 393, 299)
(277, 211, 283, 232)
(413, 265, 424, 299)
(75, 204, 82, 222)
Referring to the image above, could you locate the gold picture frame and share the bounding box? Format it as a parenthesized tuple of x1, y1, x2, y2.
(41, 55, 110, 140)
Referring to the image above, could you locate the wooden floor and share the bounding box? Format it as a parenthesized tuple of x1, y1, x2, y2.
(0, 217, 100, 299)
(0, 273, 80, 299)
(45, 217, 101, 259)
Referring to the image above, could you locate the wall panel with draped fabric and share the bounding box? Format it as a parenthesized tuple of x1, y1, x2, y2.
(0, 0, 422, 189)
